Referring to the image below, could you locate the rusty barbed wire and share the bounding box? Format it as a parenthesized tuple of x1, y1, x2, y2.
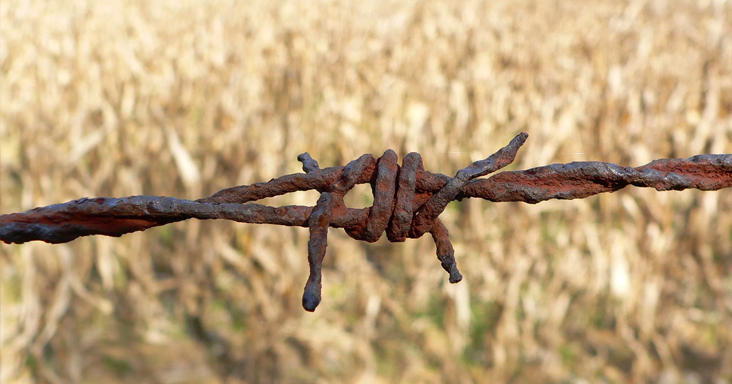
(2, 132, 731, 311)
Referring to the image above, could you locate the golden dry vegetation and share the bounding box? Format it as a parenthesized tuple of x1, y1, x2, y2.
(1, 0, 732, 383)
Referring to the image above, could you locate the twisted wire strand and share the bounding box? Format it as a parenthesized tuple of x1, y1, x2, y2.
(2, 133, 731, 311)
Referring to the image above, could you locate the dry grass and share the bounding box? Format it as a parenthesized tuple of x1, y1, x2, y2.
(1, 0, 732, 382)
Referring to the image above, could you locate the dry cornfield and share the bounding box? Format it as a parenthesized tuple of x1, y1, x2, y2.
(1, 0, 732, 383)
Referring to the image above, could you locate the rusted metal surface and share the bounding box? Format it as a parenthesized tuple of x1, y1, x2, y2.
(2, 133, 731, 311)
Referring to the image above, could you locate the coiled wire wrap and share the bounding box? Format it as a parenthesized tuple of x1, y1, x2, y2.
(299, 133, 528, 311)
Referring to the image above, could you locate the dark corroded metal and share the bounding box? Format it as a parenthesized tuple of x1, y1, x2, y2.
(2, 133, 731, 311)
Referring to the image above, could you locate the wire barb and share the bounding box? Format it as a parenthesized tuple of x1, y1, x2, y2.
(2, 133, 731, 311)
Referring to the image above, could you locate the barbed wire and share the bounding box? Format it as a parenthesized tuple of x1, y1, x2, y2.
(2, 133, 731, 311)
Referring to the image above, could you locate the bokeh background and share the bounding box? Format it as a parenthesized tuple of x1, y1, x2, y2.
(1, 0, 732, 383)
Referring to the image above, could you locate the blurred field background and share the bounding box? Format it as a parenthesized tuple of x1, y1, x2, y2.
(1, 0, 732, 383)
